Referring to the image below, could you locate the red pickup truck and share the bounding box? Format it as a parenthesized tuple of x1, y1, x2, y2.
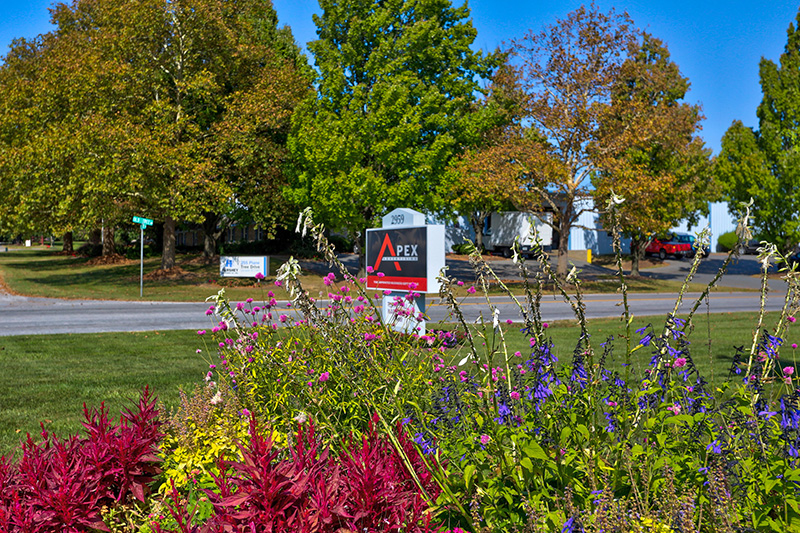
(645, 234, 692, 260)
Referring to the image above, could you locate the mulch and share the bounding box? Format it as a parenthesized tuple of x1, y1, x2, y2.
(143, 267, 199, 281)
(85, 254, 132, 266)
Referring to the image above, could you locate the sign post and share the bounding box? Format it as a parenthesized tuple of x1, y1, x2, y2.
(366, 208, 445, 335)
(132, 216, 154, 297)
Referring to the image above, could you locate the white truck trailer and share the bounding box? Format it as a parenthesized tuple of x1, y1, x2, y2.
(483, 211, 554, 257)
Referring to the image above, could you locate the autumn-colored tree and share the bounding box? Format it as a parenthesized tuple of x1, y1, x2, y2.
(442, 60, 525, 250)
(716, 8, 800, 251)
(506, 5, 639, 277)
(593, 35, 713, 276)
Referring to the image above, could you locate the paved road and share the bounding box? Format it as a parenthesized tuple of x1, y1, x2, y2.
(0, 252, 789, 336)
(0, 289, 786, 336)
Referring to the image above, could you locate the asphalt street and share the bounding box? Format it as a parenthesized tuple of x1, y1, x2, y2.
(0, 252, 790, 336)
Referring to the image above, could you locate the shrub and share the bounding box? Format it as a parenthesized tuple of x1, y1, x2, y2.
(188, 208, 800, 531)
(717, 230, 737, 252)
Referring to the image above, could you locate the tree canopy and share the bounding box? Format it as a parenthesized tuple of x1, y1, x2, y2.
(0, 0, 309, 265)
(593, 34, 713, 275)
(287, 0, 500, 248)
(716, 8, 800, 251)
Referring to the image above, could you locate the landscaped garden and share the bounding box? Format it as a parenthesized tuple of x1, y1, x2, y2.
(2, 215, 800, 532)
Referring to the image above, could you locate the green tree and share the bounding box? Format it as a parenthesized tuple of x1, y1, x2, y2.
(593, 35, 713, 276)
(287, 0, 498, 260)
(0, 0, 308, 266)
(716, 9, 800, 251)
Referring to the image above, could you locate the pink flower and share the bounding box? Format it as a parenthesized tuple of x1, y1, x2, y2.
(543, 323, 549, 329)
(197, 330, 206, 335)
(279, 314, 288, 323)
(514, 351, 522, 357)
(666, 404, 681, 415)
(784, 367, 795, 376)
(673, 357, 687, 368)
(254, 272, 265, 280)
(377, 272, 385, 278)
(456, 280, 464, 286)
(408, 282, 418, 290)
(790, 316, 797, 323)
(274, 280, 282, 287)
(793, 344, 798, 349)
(479, 435, 490, 445)
(510, 391, 520, 400)
(467, 286, 476, 294)
(319, 372, 330, 382)
(366, 266, 374, 273)
(506, 319, 513, 325)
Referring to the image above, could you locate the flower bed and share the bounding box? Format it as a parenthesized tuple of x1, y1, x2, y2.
(3, 210, 800, 532)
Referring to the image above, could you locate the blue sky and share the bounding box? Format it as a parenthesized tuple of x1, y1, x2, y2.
(2, 0, 799, 154)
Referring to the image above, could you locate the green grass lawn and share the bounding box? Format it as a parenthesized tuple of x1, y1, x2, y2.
(437, 310, 800, 388)
(0, 329, 207, 456)
(1, 310, 795, 457)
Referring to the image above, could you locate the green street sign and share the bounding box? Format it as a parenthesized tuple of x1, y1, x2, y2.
(132, 216, 153, 226)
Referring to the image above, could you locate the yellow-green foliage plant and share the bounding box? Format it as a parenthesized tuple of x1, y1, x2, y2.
(158, 380, 253, 496)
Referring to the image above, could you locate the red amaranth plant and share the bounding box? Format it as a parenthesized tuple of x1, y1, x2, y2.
(0, 388, 164, 532)
(158, 415, 445, 532)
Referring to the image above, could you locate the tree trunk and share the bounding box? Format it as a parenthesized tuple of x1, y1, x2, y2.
(556, 227, 570, 278)
(102, 226, 115, 256)
(62, 232, 73, 253)
(161, 216, 177, 270)
(630, 236, 647, 277)
(470, 212, 487, 252)
(89, 228, 101, 246)
(201, 212, 226, 264)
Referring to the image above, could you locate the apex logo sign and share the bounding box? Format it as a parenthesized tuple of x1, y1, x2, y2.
(373, 233, 420, 272)
(366, 227, 428, 291)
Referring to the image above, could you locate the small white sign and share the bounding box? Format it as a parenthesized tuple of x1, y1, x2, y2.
(220, 256, 269, 278)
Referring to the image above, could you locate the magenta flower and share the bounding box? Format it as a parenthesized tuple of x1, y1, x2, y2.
(793, 343, 798, 349)
(673, 357, 687, 368)
(366, 266, 374, 273)
(784, 367, 795, 376)
(197, 330, 206, 335)
(408, 282, 418, 290)
(254, 272, 265, 280)
(319, 372, 330, 382)
(479, 434, 490, 445)
(279, 314, 288, 323)
(377, 272, 385, 278)
(274, 280, 282, 287)
(467, 286, 476, 294)
(543, 322, 549, 328)
(790, 316, 797, 323)
(510, 391, 520, 400)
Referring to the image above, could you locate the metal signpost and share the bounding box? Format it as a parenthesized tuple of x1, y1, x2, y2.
(366, 208, 445, 335)
(132, 216, 153, 297)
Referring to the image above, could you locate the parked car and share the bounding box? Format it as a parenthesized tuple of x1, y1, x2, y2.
(645, 233, 692, 260)
(672, 233, 710, 258)
(742, 239, 761, 254)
